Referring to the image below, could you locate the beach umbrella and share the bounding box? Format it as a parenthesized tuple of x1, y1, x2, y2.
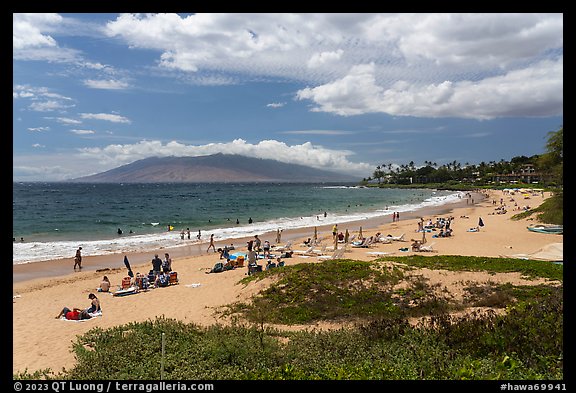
(344, 229, 349, 243)
(124, 255, 134, 277)
(124, 255, 131, 271)
(359, 226, 363, 239)
(478, 217, 484, 227)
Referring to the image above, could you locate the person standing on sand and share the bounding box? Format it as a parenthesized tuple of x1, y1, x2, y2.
(152, 254, 163, 276)
(207, 234, 216, 253)
(74, 247, 82, 270)
(254, 235, 262, 252)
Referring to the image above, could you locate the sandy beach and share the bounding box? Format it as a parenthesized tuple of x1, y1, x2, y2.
(12, 189, 563, 376)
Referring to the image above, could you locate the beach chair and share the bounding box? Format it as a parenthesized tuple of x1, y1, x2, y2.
(135, 275, 150, 290)
(169, 271, 179, 285)
(121, 276, 132, 290)
(418, 242, 436, 252)
(377, 236, 392, 244)
(387, 233, 406, 242)
(235, 255, 245, 267)
(274, 241, 292, 252)
(352, 237, 373, 248)
(318, 247, 345, 261)
(313, 244, 328, 255)
(293, 246, 314, 255)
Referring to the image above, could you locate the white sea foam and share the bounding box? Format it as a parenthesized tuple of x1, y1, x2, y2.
(13, 191, 464, 264)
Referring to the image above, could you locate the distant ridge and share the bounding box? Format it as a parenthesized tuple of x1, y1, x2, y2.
(70, 154, 359, 183)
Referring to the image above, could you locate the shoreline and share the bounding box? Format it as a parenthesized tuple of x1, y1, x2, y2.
(13, 192, 479, 284)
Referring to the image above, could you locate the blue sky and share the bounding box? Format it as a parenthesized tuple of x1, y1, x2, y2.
(13, 13, 563, 182)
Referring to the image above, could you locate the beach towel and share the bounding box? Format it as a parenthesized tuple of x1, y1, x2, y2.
(60, 310, 102, 322)
(185, 283, 202, 288)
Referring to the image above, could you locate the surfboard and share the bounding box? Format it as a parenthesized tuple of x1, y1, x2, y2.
(113, 287, 139, 297)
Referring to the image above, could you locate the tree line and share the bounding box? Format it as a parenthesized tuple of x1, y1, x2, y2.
(363, 127, 563, 187)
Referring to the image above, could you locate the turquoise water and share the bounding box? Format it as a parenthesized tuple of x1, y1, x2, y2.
(13, 182, 461, 264)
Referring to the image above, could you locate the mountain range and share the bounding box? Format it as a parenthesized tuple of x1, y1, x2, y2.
(70, 154, 360, 183)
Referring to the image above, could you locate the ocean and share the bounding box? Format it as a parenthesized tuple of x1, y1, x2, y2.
(13, 182, 463, 264)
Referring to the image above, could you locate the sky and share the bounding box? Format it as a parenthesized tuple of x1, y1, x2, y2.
(13, 13, 563, 182)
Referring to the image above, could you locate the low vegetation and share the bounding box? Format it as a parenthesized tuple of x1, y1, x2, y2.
(15, 256, 563, 381)
(512, 191, 563, 225)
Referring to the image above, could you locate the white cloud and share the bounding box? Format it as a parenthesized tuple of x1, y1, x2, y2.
(14, 85, 76, 113)
(83, 79, 129, 90)
(307, 49, 344, 68)
(29, 100, 74, 112)
(51, 117, 82, 125)
(13, 13, 62, 50)
(266, 102, 285, 108)
(13, 13, 82, 63)
(70, 129, 96, 135)
(80, 113, 131, 124)
(27, 127, 50, 132)
(101, 13, 562, 119)
(297, 58, 563, 120)
(297, 63, 384, 116)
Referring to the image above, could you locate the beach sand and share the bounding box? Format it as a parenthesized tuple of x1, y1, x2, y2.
(12, 189, 563, 375)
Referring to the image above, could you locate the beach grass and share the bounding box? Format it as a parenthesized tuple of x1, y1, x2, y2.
(16, 282, 562, 380)
(378, 255, 563, 281)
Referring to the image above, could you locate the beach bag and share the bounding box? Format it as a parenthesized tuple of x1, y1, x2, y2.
(212, 262, 224, 273)
(158, 274, 169, 287)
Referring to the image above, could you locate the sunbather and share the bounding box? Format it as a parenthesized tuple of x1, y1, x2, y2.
(87, 293, 101, 313)
(55, 307, 91, 320)
(98, 276, 111, 292)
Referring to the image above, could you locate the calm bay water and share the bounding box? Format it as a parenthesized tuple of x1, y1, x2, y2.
(13, 182, 462, 264)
